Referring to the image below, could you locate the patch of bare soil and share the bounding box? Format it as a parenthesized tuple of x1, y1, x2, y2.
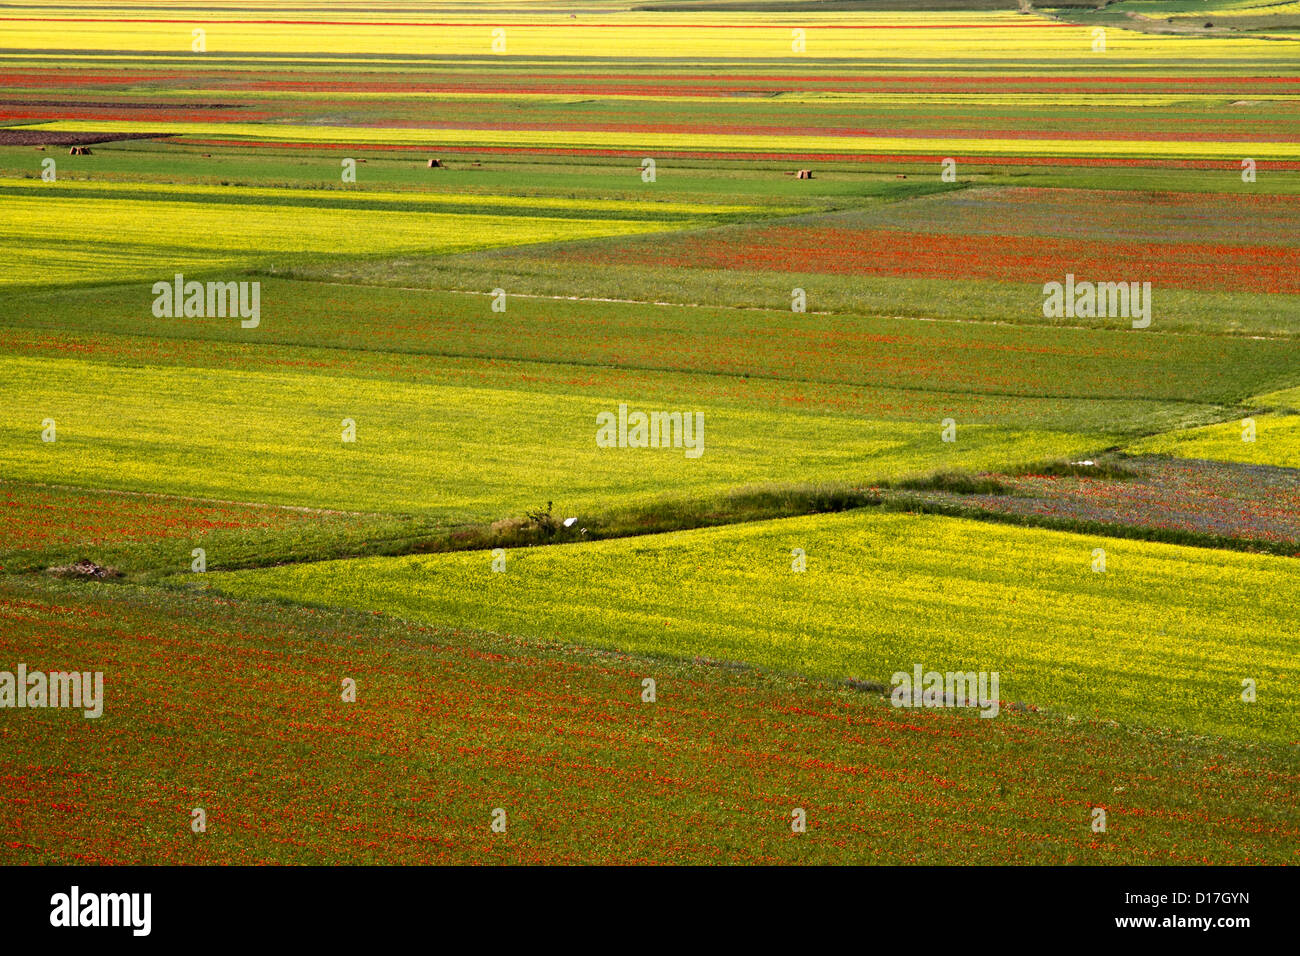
(0, 100, 237, 110)
(48, 558, 122, 580)
(0, 130, 175, 147)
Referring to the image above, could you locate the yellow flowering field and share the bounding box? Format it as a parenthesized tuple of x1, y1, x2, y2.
(0, 354, 1111, 519)
(0, 184, 724, 286)
(7, 178, 763, 219)
(1129, 413, 1300, 468)
(1255, 385, 1300, 410)
(3, 6, 1298, 63)
(204, 510, 1300, 743)
(18, 119, 1300, 162)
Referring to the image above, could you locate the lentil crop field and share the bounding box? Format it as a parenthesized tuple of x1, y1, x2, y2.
(0, 0, 1296, 873)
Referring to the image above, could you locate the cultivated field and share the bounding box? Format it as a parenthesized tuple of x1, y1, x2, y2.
(0, 0, 1296, 866)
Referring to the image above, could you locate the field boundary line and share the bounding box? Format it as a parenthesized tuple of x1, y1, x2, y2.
(0, 478, 393, 519)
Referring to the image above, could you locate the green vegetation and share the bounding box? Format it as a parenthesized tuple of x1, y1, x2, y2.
(4, 576, 1294, 865)
(204, 510, 1300, 743)
(2, 0, 1298, 867)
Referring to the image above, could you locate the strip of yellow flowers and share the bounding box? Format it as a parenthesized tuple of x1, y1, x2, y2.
(2, 15, 1298, 59)
(18, 119, 1300, 161)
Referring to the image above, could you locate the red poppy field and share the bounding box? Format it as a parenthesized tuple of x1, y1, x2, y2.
(552, 189, 1300, 295)
(2, 579, 1294, 865)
